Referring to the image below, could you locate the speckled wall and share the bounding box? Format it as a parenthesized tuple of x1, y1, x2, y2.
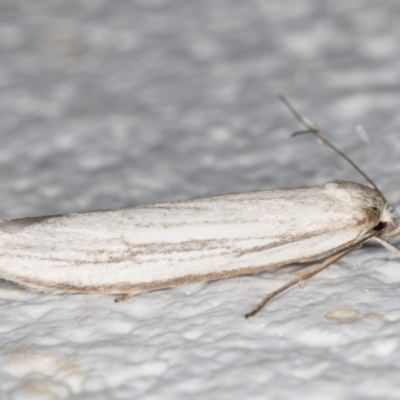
(1, 1, 400, 399)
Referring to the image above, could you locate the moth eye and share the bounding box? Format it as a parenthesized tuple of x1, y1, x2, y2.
(373, 221, 386, 231)
(371, 207, 379, 211)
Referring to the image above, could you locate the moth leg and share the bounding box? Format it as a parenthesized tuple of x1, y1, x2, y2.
(298, 279, 307, 289)
(114, 292, 140, 303)
(245, 245, 358, 318)
(373, 237, 400, 257)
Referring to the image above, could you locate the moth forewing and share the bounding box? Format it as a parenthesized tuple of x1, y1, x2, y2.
(0, 179, 396, 303)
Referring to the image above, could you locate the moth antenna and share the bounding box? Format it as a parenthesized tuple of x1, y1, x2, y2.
(278, 95, 382, 195)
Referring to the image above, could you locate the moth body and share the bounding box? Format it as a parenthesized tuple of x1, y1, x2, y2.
(0, 180, 397, 298)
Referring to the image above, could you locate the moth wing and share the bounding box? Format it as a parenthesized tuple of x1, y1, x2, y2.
(0, 182, 379, 293)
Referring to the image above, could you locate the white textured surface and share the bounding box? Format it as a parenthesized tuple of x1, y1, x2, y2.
(1, 1, 400, 399)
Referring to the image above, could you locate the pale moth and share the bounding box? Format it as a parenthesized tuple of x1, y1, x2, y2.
(1, 98, 399, 318)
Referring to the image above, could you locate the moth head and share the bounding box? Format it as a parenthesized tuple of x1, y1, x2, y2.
(377, 202, 400, 239)
(323, 181, 399, 239)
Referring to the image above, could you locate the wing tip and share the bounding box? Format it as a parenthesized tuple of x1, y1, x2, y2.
(0, 216, 54, 233)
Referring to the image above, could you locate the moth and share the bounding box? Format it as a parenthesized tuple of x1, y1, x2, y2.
(1, 98, 399, 318)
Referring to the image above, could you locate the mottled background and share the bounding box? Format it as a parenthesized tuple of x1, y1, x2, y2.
(1, 1, 400, 399)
